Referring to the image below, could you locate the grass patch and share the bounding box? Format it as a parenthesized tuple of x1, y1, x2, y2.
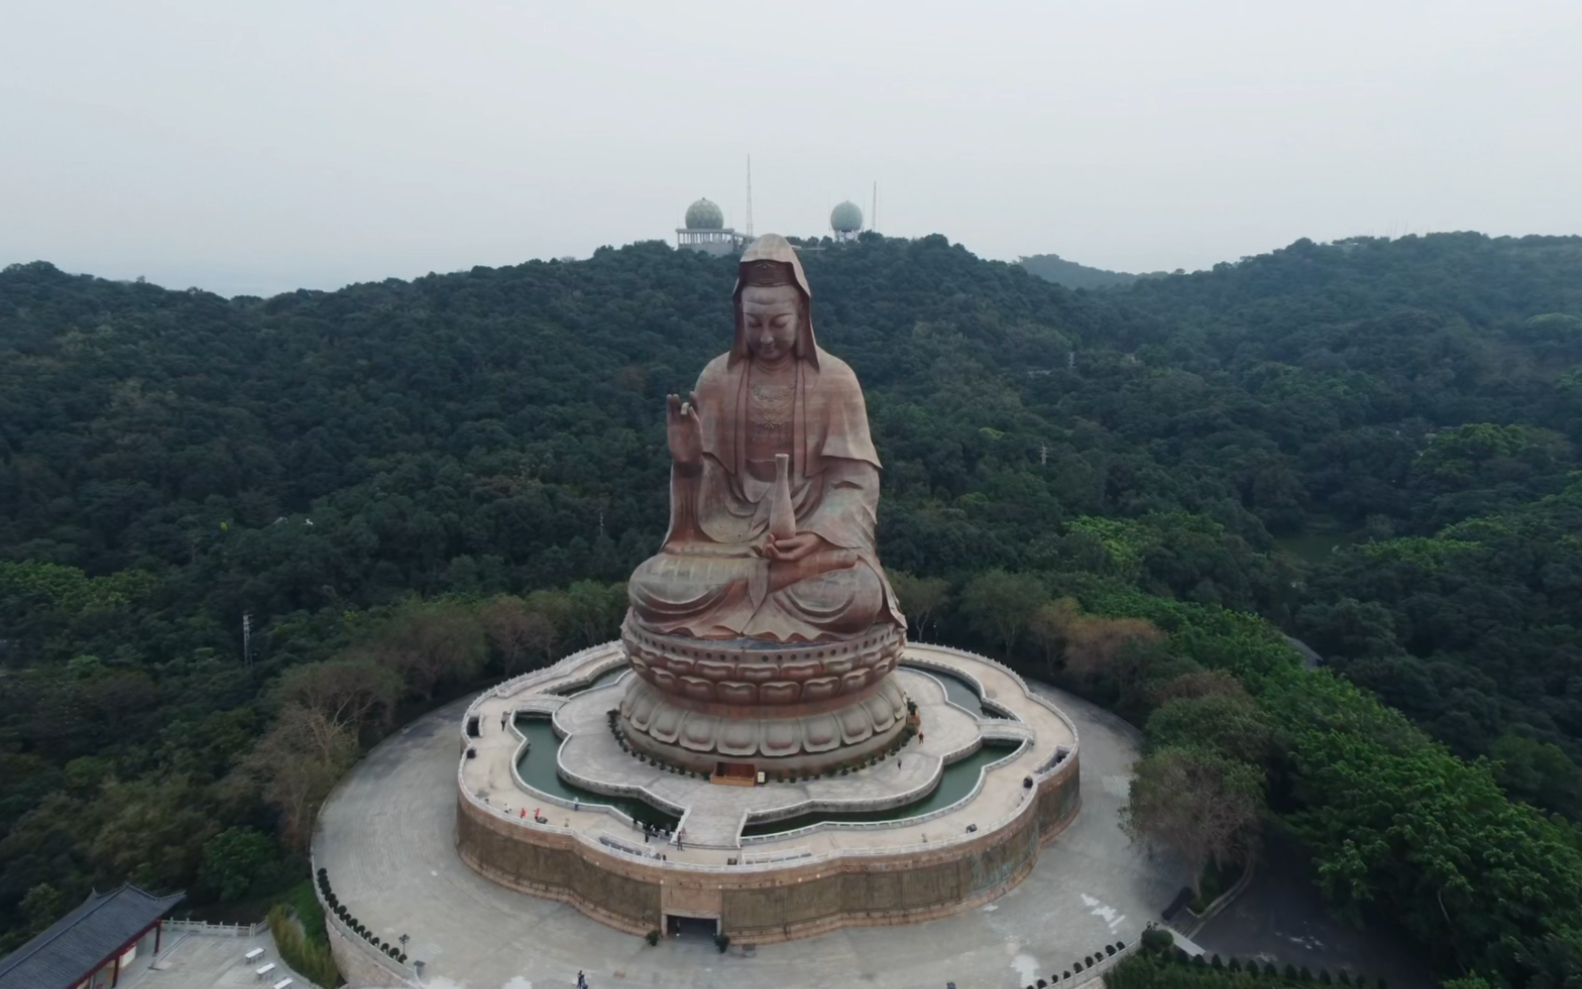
(266, 878, 340, 986)
(268, 902, 342, 987)
(276, 879, 328, 948)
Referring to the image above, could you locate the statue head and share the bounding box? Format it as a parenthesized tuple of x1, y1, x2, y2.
(731, 234, 818, 368)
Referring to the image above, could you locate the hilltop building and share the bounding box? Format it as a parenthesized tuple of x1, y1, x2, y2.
(0, 884, 184, 989)
(675, 198, 746, 256)
(830, 200, 864, 242)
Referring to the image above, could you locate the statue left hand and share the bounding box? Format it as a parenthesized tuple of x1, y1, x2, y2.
(761, 532, 829, 563)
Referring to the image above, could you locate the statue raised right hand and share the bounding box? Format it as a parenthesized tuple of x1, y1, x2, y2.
(666, 392, 703, 466)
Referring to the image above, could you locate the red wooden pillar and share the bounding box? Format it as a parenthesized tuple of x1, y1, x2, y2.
(110, 949, 120, 988)
(153, 920, 162, 955)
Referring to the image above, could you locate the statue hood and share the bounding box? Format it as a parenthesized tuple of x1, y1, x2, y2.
(730, 234, 819, 369)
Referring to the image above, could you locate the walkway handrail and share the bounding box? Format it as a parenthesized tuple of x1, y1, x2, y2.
(459, 739, 1077, 874)
(504, 718, 687, 829)
(457, 640, 1082, 872)
(734, 737, 1031, 841)
(908, 644, 1083, 762)
(164, 918, 267, 937)
(461, 644, 628, 738)
(462, 779, 1014, 872)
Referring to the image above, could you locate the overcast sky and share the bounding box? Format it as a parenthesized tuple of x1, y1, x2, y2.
(3, 1, 1579, 297)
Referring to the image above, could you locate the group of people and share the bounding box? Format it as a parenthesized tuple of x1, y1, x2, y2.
(636, 821, 685, 850)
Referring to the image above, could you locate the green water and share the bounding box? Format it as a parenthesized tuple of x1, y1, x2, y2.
(518, 665, 1017, 840)
(513, 715, 679, 829)
(739, 741, 1022, 838)
(909, 664, 1004, 718)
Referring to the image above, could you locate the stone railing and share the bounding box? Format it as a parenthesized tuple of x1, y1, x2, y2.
(502, 707, 688, 830)
(597, 833, 672, 863)
(461, 643, 626, 741)
(740, 845, 813, 864)
(900, 664, 998, 721)
(163, 918, 266, 937)
(495, 654, 989, 846)
(899, 658, 1021, 722)
(458, 737, 1077, 876)
(1038, 745, 1075, 775)
(457, 639, 1083, 870)
(551, 758, 689, 825)
(908, 642, 1082, 775)
(738, 738, 1028, 845)
(500, 653, 1038, 848)
(736, 724, 989, 836)
(980, 722, 1037, 744)
(461, 779, 578, 837)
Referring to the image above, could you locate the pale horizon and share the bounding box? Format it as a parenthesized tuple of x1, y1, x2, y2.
(3, 1, 1579, 298)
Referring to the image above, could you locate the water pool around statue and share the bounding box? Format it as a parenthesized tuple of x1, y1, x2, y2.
(514, 711, 1021, 840)
(513, 715, 679, 829)
(905, 663, 1005, 719)
(739, 740, 1021, 838)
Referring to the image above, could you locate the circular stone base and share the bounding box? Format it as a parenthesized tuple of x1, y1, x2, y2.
(457, 642, 1083, 943)
(619, 621, 910, 777)
(620, 674, 909, 776)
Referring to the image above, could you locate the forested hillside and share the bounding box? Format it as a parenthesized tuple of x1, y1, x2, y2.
(1018, 252, 1148, 289)
(3, 231, 1582, 985)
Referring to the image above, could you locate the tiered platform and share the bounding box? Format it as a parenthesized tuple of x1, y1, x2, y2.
(456, 642, 1080, 943)
(619, 621, 911, 776)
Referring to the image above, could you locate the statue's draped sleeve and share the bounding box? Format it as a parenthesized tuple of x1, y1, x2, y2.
(658, 349, 902, 629)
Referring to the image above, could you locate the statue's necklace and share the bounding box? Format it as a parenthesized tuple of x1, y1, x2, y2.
(748, 366, 795, 445)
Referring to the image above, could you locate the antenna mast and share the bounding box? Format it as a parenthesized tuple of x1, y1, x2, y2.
(745, 155, 754, 238)
(871, 180, 878, 233)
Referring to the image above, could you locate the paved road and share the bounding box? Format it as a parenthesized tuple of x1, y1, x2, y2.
(1193, 830, 1433, 989)
(317, 678, 1184, 989)
(130, 931, 309, 989)
(316, 670, 1434, 989)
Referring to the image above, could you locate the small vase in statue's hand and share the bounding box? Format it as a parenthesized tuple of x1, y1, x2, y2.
(769, 453, 797, 540)
(666, 392, 703, 466)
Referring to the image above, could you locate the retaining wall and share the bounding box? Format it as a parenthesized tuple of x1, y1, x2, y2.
(455, 748, 1080, 943)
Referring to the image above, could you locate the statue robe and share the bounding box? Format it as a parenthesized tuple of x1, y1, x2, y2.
(628, 347, 905, 642)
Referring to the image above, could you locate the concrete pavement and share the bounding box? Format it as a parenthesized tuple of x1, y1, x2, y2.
(316, 669, 1184, 989)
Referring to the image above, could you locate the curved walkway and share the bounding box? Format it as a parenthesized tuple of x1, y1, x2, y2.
(316, 662, 1183, 989)
(460, 643, 1076, 857)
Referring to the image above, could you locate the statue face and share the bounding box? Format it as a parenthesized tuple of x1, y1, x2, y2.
(740, 285, 802, 364)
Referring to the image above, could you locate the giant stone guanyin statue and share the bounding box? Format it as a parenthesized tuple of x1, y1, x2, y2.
(619, 235, 909, 776)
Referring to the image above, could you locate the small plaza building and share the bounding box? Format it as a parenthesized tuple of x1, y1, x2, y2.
(0, 884, 184, 989)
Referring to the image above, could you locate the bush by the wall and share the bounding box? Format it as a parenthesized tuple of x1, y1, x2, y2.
(267, 904, 342, 988)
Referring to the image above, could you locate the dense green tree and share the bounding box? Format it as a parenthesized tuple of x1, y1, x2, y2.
(889, 570, 951, 637)
(1144, 694, 1278, 768)
(960, 570, 1046, 656)
(201, 827, 276, 901)
(5, 231, 1582, 982)
(1120, 746, 1264, 895)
